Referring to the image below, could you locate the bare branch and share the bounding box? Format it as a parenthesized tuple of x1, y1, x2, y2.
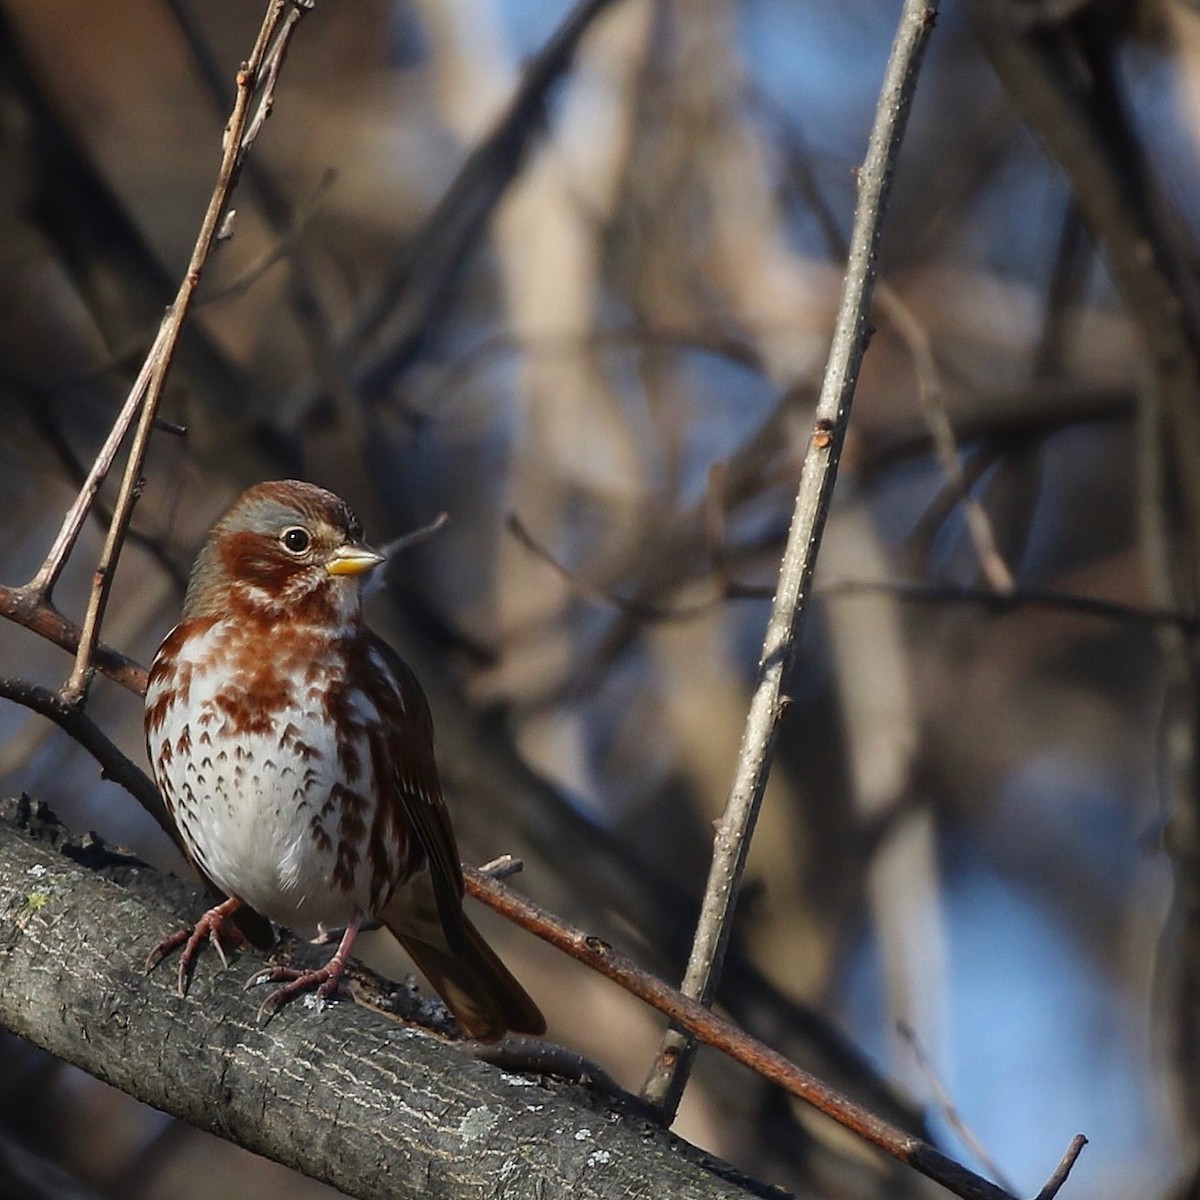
(346, 0, 624, 397)
(642, 0, 940, 1120)
(897, 1020, 1018, 1196)
(874, 284, 1016, 593)
(465, 866, 1086, 1200)
(821, 578, 1199, 634)
(0, 807, 767, 1200)
(1031, 1135, 1088, 1200)
(58, 0, 315, 706)
(770, 91, 1015, 594)
(0, 676, 175, 849)
(0, 584, 148, 695)
(507, 512, 716, 621)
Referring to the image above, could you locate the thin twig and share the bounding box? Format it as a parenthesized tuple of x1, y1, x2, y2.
(507, 512, 715, 621)
(770, 86, 1015, 593)
(875, 285, 1016, 593)
(476, 854, 525, 880)
(198, 169, 337, 307)
(824, 578, 1199, 633)
(0, 677, 177, 850)
(24, 353, 159, 603)
(897, 1020, 1019, 1195)
(161, 0, 358, 426)
(379, 512, 450, 559)
(59, 0, 314, 706)
(641, 0, 941, 1120)
(1031, 1135, 1088, 1200)
(464, 867, 1085, 1200)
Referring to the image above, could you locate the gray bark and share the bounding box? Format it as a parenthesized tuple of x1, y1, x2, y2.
(0, 797, 768, 1200)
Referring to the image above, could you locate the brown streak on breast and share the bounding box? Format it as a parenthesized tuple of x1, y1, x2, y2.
(333, 837, 360, 892)
(309, 815, 333, 854)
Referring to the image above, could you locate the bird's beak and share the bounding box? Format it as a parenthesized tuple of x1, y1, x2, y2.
(326, 543, 386, 577)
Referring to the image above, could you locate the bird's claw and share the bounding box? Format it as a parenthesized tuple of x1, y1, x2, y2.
(145, 898, 245, 997)
(245, 964, 351, 1024)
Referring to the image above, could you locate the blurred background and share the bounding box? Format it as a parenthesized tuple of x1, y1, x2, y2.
(0, 0, 1193, 1196)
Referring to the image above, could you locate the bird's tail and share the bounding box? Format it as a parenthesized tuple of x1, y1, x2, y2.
(381, 900, 544, 1043)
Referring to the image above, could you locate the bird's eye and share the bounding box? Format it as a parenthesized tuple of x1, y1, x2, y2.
(281, 526, 311, 554)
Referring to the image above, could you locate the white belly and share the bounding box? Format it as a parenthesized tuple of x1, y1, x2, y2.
(146, 622, 382, 935)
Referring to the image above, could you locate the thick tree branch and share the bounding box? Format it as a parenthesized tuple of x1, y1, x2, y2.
(0, 801, 771, 1200)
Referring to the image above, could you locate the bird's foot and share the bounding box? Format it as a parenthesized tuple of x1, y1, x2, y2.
(145, 896, 247, 997)
(244, 913, 363, 1024)
(244, 960, 352, 1023)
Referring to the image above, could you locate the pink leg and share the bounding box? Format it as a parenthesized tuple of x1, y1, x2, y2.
(145, 896, 247, 997)
(244, 912, 364, 1023)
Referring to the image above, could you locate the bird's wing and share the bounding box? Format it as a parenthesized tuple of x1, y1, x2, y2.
(365, 633, 469, 951)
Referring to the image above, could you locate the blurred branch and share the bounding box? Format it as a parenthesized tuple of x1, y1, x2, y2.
(823, 579, 1199, 634)
(197, 169, 336, 308)
(0, 1128, 107, 1200)
(162, 1, 356, 420)
(973, 0, 1200, 1147)
(897, 1020, 1018, 1196)
(1032, 198, 1089, 379)
(466, 865, 1084, 1200)
(862, 381, 1132, 477)
(641, 0, 940, 1121)
(875, 287, 1016, 593)
(25, 396, 190, 592)
(507, 511, 725, 620)
(346, 0, 623, 400)
(773, 95, 1015, 594)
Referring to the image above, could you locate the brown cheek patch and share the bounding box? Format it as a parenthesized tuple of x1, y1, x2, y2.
(220, 531, 291, 593)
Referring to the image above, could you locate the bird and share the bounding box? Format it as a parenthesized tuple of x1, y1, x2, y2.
(144, 479, 545, 1042)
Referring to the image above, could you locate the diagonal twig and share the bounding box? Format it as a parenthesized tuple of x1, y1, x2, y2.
(898, 1019, 1019, 1195)
(465, 865, 1086, 1200)
(0, 677, 176, 849)
(640, 0, 942, 1121)
(772, 103, 1016, 594)
(56, 0, 316, 706)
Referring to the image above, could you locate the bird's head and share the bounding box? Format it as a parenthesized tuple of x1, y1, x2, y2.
(183, 480, 384, 626)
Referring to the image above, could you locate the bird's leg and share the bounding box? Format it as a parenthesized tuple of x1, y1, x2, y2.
(145, 896, 247, 997)
(245, 911, 364, 1023)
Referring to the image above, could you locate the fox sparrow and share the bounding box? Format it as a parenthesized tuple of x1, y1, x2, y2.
(144, 479, 544, 1041)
